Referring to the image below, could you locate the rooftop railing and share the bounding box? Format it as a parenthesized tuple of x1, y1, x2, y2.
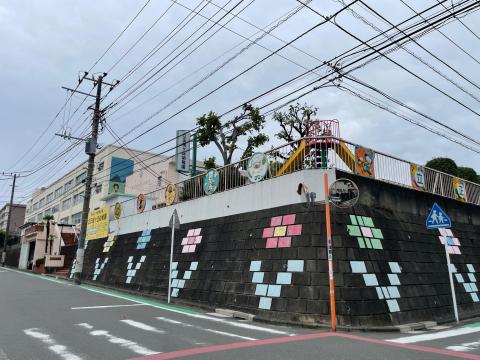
(112, 136, 480, 217)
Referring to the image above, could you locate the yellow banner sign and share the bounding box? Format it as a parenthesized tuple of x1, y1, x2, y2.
(86, 207, 109, 240)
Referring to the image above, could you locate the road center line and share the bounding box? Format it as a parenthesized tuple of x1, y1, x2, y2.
(24, 328, 83, 360)
(121, 319, 165, 334)
(71, 304, 147, 310)
(155, 316, 256, 341)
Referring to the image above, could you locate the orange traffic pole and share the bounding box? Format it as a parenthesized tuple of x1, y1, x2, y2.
(324, 172, 337, 332)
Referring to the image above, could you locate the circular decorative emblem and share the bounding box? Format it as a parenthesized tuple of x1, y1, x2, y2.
(328, 178, 359, 208)
(136, 193, 146, 213)
(114, 202, 122, 220)
(203, 169, 219, 195)
(165, 184, 177, 206)
(247, 152, 269, 183)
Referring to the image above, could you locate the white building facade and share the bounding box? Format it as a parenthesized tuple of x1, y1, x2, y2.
(24, 145, 187, 226)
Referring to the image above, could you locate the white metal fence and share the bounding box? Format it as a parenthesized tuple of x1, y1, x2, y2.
(111, 136, 480, 215)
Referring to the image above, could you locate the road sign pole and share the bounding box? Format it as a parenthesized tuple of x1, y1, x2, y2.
(323, 172, 337, 332)
(168, 215, 175, 304)
(444, 238, 459, 323)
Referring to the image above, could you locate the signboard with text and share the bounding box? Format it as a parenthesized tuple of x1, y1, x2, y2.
(176, 130, 191, 172)
(86, 207, 109, 240)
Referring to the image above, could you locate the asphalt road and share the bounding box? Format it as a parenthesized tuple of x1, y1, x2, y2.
(2, 268, 480, 360)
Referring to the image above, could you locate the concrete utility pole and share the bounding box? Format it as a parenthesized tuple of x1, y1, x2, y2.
(1, 174, 16, 267)
(73, 75, 103, 285)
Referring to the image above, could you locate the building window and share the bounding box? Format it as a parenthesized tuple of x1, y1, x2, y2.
(62, 198, 71, 211)
(33, 202, 38, 211)
(71, 212, 82, 225)
(37, 213, 43, 222)
(95, 183, 103, 194)
(64, 180, 73, 193)
(75, 172, 87, 185)
(54, 187, 63, 198)
(60, 216, 69, 224)
(44, 208, 51, 216)
(73, 192, 84, 206)
(46, 193, 54, 203)
(39, 198, 45, 207)
(51, 205, 59, 214)
(97, 161, 104, 171)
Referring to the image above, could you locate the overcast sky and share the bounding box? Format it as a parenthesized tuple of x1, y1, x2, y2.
(1, 0, 480, 204)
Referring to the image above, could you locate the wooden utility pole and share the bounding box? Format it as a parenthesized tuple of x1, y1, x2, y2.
(1, 174, 16, 267)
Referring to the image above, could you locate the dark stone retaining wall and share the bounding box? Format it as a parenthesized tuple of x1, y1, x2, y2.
(82, 170, 480, 327)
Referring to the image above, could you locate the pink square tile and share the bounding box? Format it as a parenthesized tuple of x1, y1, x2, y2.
(361, 227, 373, 238)
(282, 214, 296, 226)
(445, 229, 453, 237)
(438, 236, 445, 245)
(278, 237, 291, 248)
(270, 216, 282, 227)
(193, 228, 202, 236)
(182, 246, 188, 253)
(181, 238, 188, 245)
(266, 238, 278, 248)
(262, 227, 274, 238)
(188, 245, 196, 253)
(447, 246, 455, 254)
(187, 237, 195, 245)
(194, 236, 202, 244)
(287, 224, 302, 236)
(187, 229, 195, 237)
(439, 228, 448, 236)
(453, 238, 460, 246)
(453, 246, 461, 254)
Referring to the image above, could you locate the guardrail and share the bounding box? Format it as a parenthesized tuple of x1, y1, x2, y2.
(112, 136, 480, 216)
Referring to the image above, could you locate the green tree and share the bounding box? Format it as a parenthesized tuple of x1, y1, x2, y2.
(457, 166, 480, 184)
(425, 157, 458, 176)
(273, 102, 317, 150)
(196, 104, 268, 165)
(203, 157, 217, 170)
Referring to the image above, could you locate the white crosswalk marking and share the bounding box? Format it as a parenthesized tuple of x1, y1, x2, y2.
(447, 340, 480, 352)
(76, 323, 159, 356)
(23, 328, 83, 360)
(388, 326, 480, 344)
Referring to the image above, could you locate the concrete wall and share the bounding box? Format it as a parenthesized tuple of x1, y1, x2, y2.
(81, 168, 480, 327)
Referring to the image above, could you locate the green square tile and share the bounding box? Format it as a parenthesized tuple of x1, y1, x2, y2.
(357, 237, 366, 248)
(356, 216, 364, 226)
(371, 238, 383, 249)
(347, 225, 362, 237)
(372, 228, 383, 239)
(350, 215, 358, 225)
(362, 217, 374, 227)
(364, 238, 372, 248)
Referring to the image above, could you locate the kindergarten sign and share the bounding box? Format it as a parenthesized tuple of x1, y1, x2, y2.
(86, 207, 109, 240)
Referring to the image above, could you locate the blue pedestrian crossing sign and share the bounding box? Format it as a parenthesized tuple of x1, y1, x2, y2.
(426, 203, 451, 229)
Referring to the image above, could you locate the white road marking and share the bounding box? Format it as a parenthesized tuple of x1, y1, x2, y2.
(388, 326, 480, 344)
(0, 348, 10, 360)
(81, 286, 293, 335)
(203, 328, 256, 341)
(155, 317, 257, 341)
(71, 304, 147, 310)
(23, 328, 83, 360)
(447, 340, 480, 352)
(120, 319, 164, 334)
(76, 323, 159, 356)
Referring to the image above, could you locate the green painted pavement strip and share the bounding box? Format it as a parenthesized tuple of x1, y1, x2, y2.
(4, 267, 199, 315)
(464, 322, 480, 328)
(80, 285, 200, 315)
